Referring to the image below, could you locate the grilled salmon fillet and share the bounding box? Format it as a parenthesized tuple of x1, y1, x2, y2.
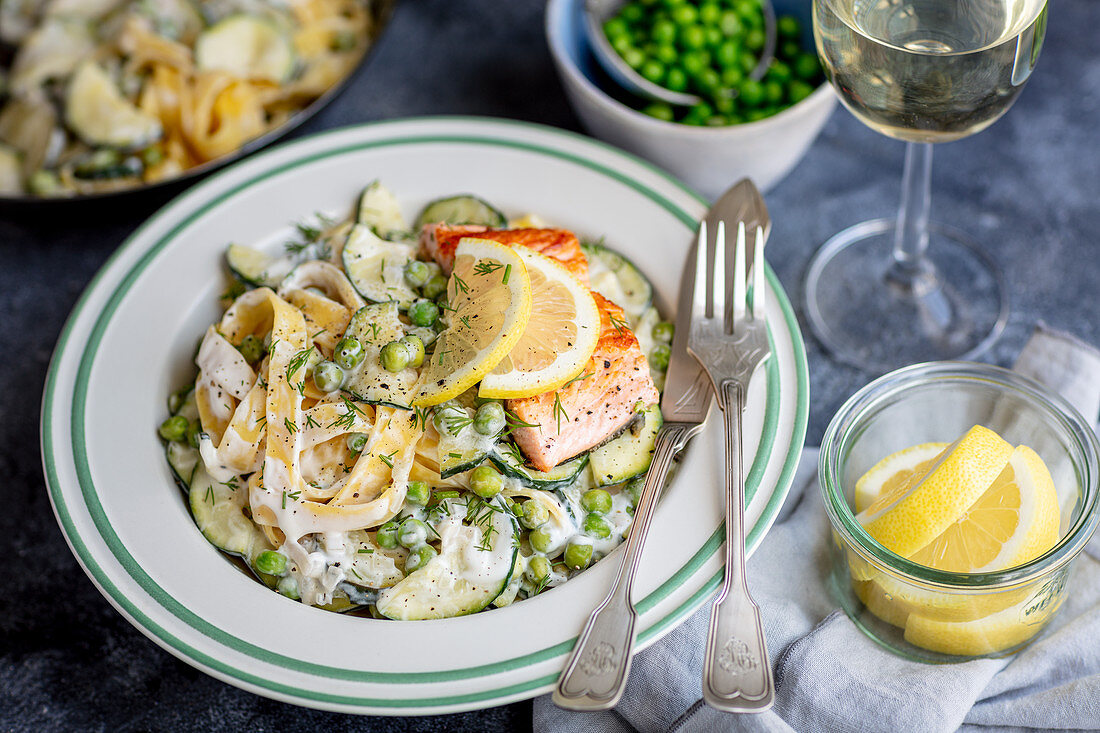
(420, 224, 589, 284)
(506, 292, 659, 472)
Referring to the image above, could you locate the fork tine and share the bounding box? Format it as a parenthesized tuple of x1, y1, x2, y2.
(713, 221, 726, 326)
(732, 221, 747, 325)
(751, 226, 766, 319)
(692, 220, 708, 322)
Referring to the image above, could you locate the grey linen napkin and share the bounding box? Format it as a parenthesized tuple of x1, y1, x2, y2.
(534, 324, 1100, 733)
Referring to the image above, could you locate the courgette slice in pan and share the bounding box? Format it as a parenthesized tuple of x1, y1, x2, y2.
(357, 181, 411, 241)
(0, 144, 23, 194)
(65, 61, 163, 150)
(341, 303, 418, 409)
(582, 242, 654, 325)
(196, 14, 296, 83)
(414, 194, 506, 230)
(134, 0, 206, 43)
(588, 403, 662, 487)
(376, 495, 519, 620)
(341, 224, 418, 308)
(489, 444, 588, 491)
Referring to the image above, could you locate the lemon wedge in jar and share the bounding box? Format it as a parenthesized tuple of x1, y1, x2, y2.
(853, 442, 948, 513)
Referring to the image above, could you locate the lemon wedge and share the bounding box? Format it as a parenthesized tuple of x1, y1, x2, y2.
(909, 445, 1060, 573)
(903, 589, 1063, 657)
(857, 425, 1014, 558)
(478, 248, 601, 399)
(411, 238, 531, 407)
(854, 442, 948, 513)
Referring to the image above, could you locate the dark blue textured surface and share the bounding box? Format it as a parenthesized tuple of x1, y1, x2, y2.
(2, 0, 1096, 730)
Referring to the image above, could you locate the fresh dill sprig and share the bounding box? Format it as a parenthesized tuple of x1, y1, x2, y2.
(284, 417, 298, 434)
(452, 273, 469, 294)
(303, 413, 321, 430)
(473, 260, 503, 277)
(502, 409, 540, 438)
(287, 347, 315, 379)
(378, 450, 396, 469)
(553, 392, 569, 433)
(218, 476, 239, 491)
(562, 371, 593, 388)
(608, 311, 629, 334)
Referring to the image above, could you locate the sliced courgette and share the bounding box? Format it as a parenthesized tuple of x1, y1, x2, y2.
(65, 61, 163, 150)
(9, 18, 95, 96)
(195, 14, 296, 83)
(225, 243, 292, 288)
(0, 144, 23, 194)
(582, 242, 654, 325)
(341, 224, 419, 308)
(357, 181, 411, 242)
(435, 404, 497, 478)
(489, 444, 589, 490)
(342, 303, 418, 409)
(189, 463, 272, 564)
(632, 306, 667, 393)
(376, 495, 518, 620)
(414, 194, 506, 230)
(135, 0, 206, 43)
(588, 403, 663, 487)
(167, 441, 200, 488)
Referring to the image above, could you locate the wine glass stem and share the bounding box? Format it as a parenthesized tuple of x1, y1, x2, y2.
(889, 142, 934, 288)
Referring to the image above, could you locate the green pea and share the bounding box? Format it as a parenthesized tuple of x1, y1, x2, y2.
(681, 51, 708, 77)
(422, 273, 449, 300)
(768, 60, 792, 84)
(398, 518, 430, 548)
(735, 0, 759, 22)
(141, 146, 164, 167)
(746, 108, 772, 122)
(643, 102, 676, 122)
(794, 52, 821, 80)
(237, 334, 263, 364)
(719, 9, 742, 36)
(521, 500, 550, 529)
(255, 550, 288, 576)
(695, 67, 721, 93)
(665, 67, 689, 92)
(380, 340, 410, 372)
(376, 520, 400, 549)
(581, 488, 613, 514)
(715, 39, 739, 68)
(777, 14, 801, 39)
(473, 401, 506, 436)
(650, 344, 671, 371)
(652, 18, 677, 45)
(671, 3, 697, 25)
(714, 92, 735, 115)
(470, 465, 503, 498)
(640, 58, 665, 84)
(408, 298, 440, 327)
(789, 79, 815, 104)
(652, 321, 674, 343)
(525, 555, 552, 584)
(564, 542, 594, 570)
(603, 17, 629, 41)
(404, 260, 431, 288)
(699, 2, 722, 25)
(626, 477, 645, 507)
(529, 528, 553, 553)
(764, 80, 785, 105)
(313, 360, 345, 392)
(663, 0, 686, 8)
(622, 46, 646, 69)
(781, 40, 801, 60)
(679, 24, 705, 50)
(346, 432, 368, 453)
(186, 420, 203, 449)
(745, 27, 766, 51)
(704, 26, 723, 48)
(611, 34, 634, 56)
(738, 78, 765, 106)
(277, 576, 299, 599)
(584, 513, 613, 539)
(653, 43, 679, 65)
(721, 65, 744, 87)
(158, 415, 189, 442)
(705, 115, 729, 126)
(739, 50, 759, 73)
(400, 334, 426, 368)
(620, 3, 645, 23)
(405, 544, 437, 573)
(335, 337, 365, 370)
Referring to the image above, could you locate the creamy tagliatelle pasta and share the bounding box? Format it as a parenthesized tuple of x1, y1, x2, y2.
(0, 0, 377, 197)
(159, 183, 671, 620)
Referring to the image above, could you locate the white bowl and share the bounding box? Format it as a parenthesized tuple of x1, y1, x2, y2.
(546, 0, 837, 198)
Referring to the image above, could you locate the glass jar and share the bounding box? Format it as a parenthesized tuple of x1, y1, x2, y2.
(820, 362, 1100, 662)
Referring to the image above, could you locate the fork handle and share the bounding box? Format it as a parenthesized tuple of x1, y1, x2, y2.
(702, 380, 774, 712)
(553, 422, 695, 711)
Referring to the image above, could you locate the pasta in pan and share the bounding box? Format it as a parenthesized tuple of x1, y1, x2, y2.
(0, 0, 378, 197)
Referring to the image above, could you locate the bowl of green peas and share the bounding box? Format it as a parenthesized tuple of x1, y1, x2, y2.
(546, 0, 836, 197)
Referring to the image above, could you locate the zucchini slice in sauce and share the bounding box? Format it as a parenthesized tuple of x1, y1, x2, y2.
(167, 441, 200, 488)
(357, 181, 411, 241)
(341, 224, 419, 308)
(376, 495, 519, 620)
(582, 242, 654, 325)
(189, 464, 272, 566)
(341, 303, 418, 409)
(588, 404, 663, 487)
(414, 194, 506, 230)
(195, 14, 296, 83)
(434, 404, 497, 478)
(489, 444, 589, 490)
(65, 61, 163, 150)
(225, 243, 295, 288)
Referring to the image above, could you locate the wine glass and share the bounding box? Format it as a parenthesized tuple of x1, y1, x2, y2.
(805, 0, 1048, 372)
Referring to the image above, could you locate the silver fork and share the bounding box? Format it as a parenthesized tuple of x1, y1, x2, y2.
(688, 220, 775, 712)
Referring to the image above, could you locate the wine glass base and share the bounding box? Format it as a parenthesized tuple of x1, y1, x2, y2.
(804, 218, 1008, 373)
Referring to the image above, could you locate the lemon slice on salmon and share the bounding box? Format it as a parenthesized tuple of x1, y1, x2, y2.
(857, 425, 1013, 558)
(479, 248, 601, 399)
(411, 239, 531, 407)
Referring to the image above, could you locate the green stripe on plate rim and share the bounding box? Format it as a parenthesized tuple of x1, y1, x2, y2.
(42, 119, 809, 709)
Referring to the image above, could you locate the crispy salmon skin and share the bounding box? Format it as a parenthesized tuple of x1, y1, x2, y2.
(506, 292, 659, 472)
(420, 224, 589, 284)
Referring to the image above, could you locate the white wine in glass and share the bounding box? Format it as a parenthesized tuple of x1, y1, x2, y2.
(805, 0, 1048, 371)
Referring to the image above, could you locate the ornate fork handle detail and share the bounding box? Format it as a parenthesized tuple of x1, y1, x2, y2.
(553, 422, 698, 711)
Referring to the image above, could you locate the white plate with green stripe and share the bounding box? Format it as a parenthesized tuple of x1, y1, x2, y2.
(41, 117, 808, 715)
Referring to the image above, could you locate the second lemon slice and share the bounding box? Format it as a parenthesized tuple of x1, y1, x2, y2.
(411, 238, 531, 407)
(479, 248, 601, 399)
(857, 425, 1013, 558)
